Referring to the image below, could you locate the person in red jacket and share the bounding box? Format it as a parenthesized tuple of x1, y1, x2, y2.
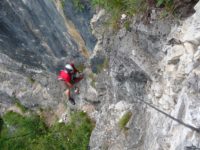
(58, 63, 84, 105)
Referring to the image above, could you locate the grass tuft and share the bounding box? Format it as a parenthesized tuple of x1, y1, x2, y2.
(28, 75, 35, 84)
(72, 0, 85, 12)
(118, 111, 132, 130)
(61, 0, 66, 9)
(90, 0, 174, 29)
(91, 0, 147, 29)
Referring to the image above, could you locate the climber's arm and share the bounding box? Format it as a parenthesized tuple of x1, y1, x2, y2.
(70, 63, 79, 73)
(73, 74, 84, 83)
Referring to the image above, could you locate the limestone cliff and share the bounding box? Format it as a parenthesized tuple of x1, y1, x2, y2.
(88, 1, 200, 150)
(0, 0, 94, 115)
(1, 0, 200, 149)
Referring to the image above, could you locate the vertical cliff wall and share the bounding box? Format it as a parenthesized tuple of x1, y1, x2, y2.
(88, 1, 200, 150)
(0, 0, 81, 71)
(1, 0, 200, 149)
(0, 0, 94, 114)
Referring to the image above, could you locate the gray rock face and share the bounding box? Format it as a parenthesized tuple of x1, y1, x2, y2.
(0, 0, 92, 113)
(88, 1, 200, 150)
(1, 0, 200, 149)
(62, 0, 97, 51)
(0, 0, 84, 72)
(89, 9, 172, 150)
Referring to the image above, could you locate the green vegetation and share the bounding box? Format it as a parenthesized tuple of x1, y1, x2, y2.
(90, 0, 174, 29)
(75, 63, 86, 72)
(159, 9, 169, 19)
(156, 0, 173, 8)
(96, 57, 109, 74)
(12, 96, 27, 113)
(118, 111, 132, 130)
(72, 0, 85, 12)
(0, 111, 94, 150)
(156, 0, 174, 13)
(61, 0, 85, 12)
(91, 0, 147, 15)
(28, 76, 35, 84)
(15, 101, 27, 113)
(91, 0, 147, 29)
(0, 111, 47, 149)
(124, 20, 131, 31)
(61, 0, 66, 9)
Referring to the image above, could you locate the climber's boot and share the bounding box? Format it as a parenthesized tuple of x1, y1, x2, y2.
(69, 97, 75, 105)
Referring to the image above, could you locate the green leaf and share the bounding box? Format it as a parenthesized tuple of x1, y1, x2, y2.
(156, 0, 165, 7)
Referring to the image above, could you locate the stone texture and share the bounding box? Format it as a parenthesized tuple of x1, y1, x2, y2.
(167, 45, 185, 64)
(89, 1, 200, 150)
(0, 0, 92, 114)
(1, 0, 200, 149)
(62, 0, 96, 52)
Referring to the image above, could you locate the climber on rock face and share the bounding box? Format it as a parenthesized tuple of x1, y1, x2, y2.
(58, 63, 84, 105)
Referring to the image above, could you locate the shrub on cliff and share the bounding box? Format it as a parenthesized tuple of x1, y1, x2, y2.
(91, 0, 173, 14)
(91, 0, 147, 19)
(90, 0, 174, 28)
(0, 111, 94, 150)
(118, 111, 132, 130)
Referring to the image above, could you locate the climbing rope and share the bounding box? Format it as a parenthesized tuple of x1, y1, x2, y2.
(134, 96, 200, 133)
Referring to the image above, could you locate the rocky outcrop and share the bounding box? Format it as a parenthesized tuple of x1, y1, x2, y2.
(88, 9, 171, 150)
(88, 1, 200, 150)
(0, 0, 83, 72)
(0, 0, 93, 115)
(1, 0, 200, 149)
(61, 0, 96, 52)
(146, 2, 200, 149)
